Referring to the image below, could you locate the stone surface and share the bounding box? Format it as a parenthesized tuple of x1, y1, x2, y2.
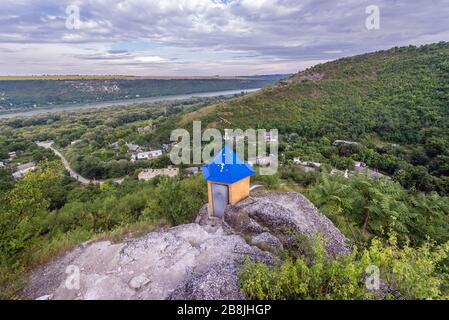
(22, 223, 272, 300)
(168, 260, 245, 300)
(224, 192, 350, 257)
(251, 232, 283, 250)
(22, 191, 350, 300)
(129, 274, 151, 290)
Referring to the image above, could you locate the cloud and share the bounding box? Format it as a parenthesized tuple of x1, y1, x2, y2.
(135, 56, 166, 63)
(0, 0, 448, 75)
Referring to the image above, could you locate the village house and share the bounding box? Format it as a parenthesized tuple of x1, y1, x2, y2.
(264, 131, 278, 142)
(137, 124, 158, 133)
(367, 169, 388, 179)
(331, 164, 389, 181)
(293, 157, 322, 168)
(257, 156, 270, 166)
(137, 152, 150, 161)
(12, 162, 36, 179)
(185, 167, 199, 175)
(126, 143, 142, 153)
(0, 161, 5, 168)
(8, 151, 17, 160)
(330, 168, 345, 177)
(354, 161, 366, 168)
(301, 166, 318, 173)
(138, 167, 179, 181)
(136, 150, 162, 160)
(353, 161, 388, 179)
(303, 161, 321, 167)
(246, 154, 278, 167)
(111, 142, 120, 150)
(332, 140, 360, 147)
(330, 168, 351, 178)
(258, 154, 277, 166)
(354, 161, 367, 172)
(149, 150, 163, 158)
(133, 149, 163, 161)
(224, 131, 245, 142)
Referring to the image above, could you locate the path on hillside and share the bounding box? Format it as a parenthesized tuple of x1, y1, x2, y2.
(36, 141, 97, 185)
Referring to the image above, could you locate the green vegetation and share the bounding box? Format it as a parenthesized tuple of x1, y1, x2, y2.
(240, 234, 449, 300)
(0, 161, 207, 298)
(1, 43, 448, 300)
(254, 169, 449, 246)
(308, 173, 449, 245)
(143, 175, 208, 225)
(245, 160, 449, 300)
(233, 43, 449, 300)
(0, 96, 229, 180)
(0, 97, 214, 298)
(180, 42, 449, 195)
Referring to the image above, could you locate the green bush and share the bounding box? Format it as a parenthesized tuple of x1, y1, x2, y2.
(0, 162, 207, 298)
(240, 234, 449, 300)
(280, 166, 319, 187)
(253, 169, 280, 189)
(308, 173, 449, 245)
(143, 174, 207, 225)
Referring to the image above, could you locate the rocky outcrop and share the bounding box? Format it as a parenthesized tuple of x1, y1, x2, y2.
(23, 223, 272, 300)
(23, 191, 349, 300)
(168, 260, 245, 300)
(251, 232, 283, 251)
(224, 192, 350, 257)
(280, 71, 323, 85)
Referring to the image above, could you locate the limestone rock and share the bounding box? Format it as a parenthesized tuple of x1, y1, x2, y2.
(169, 260, 245, 300)
(23, 223, 273, 300)
(251, 232, 283, 250)
(23, 191, 349, 300)
(225, 192, 350, 257)
(129, 274, 150, 290)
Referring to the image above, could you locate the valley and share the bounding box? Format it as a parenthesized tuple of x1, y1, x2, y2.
(0, 43, 448, 300)
(0, 88, 261, 119)
(0, 75, 285, 114)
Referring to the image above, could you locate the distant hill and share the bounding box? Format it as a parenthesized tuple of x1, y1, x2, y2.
(182, 42, 449, 138)
(0, 75, 289, 112)
(0, 74, 288, 81)
(175, 42, 449, 192)
(0, 75, 131, 81)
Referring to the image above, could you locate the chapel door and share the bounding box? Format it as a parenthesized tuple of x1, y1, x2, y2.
(211, 184, 229, 218)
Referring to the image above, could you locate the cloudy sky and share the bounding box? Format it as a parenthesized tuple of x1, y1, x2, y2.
(1, 0, 448, 76)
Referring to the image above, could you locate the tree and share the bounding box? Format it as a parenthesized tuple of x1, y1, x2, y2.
(0, 161, 63, 263)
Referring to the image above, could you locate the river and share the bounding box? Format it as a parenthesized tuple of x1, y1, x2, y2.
(0, 88, 260, 119)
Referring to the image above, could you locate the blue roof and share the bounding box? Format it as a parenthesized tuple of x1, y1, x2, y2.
(201, 145, 255, 184)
